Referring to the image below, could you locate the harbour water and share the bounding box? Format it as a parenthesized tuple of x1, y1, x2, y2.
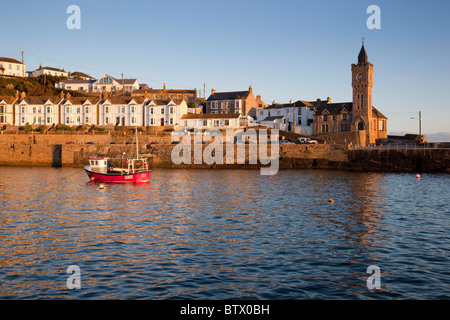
(0, 167, 448, 299)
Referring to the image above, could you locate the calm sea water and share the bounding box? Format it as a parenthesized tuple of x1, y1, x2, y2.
(0, 167, 448, 300)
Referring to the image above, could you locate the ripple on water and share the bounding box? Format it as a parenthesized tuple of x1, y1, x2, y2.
(0, 168, 449, 299)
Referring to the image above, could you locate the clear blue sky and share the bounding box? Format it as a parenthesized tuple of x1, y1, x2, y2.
(1, 0, 449, 136)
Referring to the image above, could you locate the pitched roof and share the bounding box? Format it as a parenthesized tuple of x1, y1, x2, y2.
(38, 66, 67, 73)
(100, 96, 146, 104)
(181, 113, 240, 120)
(265, 100, 316, 110)
(0, 96, 18, 104)
(0, 57, 24, 65)
(70, 71, 95, 79)
(372, 106, 387, 119)
(144, 99, 182, 106)
(18, 96, 63, 104)
(59, 79, 95, 84)
(98, 74, 137, 85)
(261, 115, 285, 121)
(314, 101, 353, 115)
(207, 91, 250, 101)
(63, 97, 99, 105)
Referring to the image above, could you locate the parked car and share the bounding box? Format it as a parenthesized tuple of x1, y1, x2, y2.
(66, 141, 75, 145)
(297, 138, 317, 144)
(126, 142, 136, 145)
(106, 142, 117, 145)
(279, 140, 294, 144)
(85, 142, 95, 145)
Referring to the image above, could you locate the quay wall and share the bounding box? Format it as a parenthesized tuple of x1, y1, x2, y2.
(0, 134, 449, 172)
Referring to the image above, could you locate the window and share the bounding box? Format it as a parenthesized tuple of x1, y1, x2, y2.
(105, 106, 109, 114)
(122, 107, 125, 113)
(150, 107, 154, 115)
(150, 118, 154, 125)
(177, 95, 181, 99)
(66, 107, 71, 113)
(169, 118, 173, 125)
(98, 77, 113, 84)
(47, 117, 52, 124)
(169, 95, 173, 99)
(32, 107, 36, 113)
(343, 113, 347, 120)
(225, 120, 230, 126)
(323, 114, 328, 121)
(379, 120, 385, 131)
(76, 116, 81, 123)
(85, 106, 90, 113)
(321, 124, 329, 133)
(170, 107, 173, 114)
(76, 107, 81, 114)
(161, 108, 164, 114)
(21, 117, 25, 124)
(332, 115, 336, 121)
(106, 117, 109, 124)
(47, 106, 52, 113)
(22, 107, 26, 113)
(154, 95, 158, 99)
(203, 120, 207, 126)
(66, 117, 70, 124)
(85, 117, 90, 123)
(131, 117, 136, 124)
(131, 106, 135, 113)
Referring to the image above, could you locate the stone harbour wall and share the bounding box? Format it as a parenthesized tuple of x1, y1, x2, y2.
(0, 133, 448, 172)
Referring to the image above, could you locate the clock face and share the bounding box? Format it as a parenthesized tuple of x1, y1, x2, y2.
(358, 73, 364, 80)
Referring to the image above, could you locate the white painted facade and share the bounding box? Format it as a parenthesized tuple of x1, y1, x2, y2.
(32, 66, 68, 77)
(0, 98, 16, 124)
(15, 98, 61, 126)
(93, 74, 139, 93)
(144, 100, 188, 127)
(61, 99, 97, 126)
(257, 102, 315, 135)
(0, 58, 26, 77)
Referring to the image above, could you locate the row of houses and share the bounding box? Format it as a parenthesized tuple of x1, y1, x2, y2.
(0, 91, 255, 129)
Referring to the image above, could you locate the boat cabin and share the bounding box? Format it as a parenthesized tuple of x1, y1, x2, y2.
(89, 157, 108, 173)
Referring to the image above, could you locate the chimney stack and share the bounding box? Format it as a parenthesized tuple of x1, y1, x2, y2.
(211, 88, 216, 95)
(144, 91, 148, 99)
(60, 91, 65, 99)
(65, 93, 71, 100)
(249, 85, 253, 94)
(15, 90, 19, 100)
(163, 83, 166, 91)
(327, 97, 332, 103)
(20, 92, 26, 100)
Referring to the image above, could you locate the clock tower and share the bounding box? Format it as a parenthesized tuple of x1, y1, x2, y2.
(351, 43, 374, 131)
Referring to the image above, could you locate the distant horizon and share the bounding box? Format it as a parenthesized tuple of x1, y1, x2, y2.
(1, 0, 449, 135)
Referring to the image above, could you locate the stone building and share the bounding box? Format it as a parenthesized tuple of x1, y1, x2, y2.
(205, 86, 267, 118)
(313, 44, 387, 145)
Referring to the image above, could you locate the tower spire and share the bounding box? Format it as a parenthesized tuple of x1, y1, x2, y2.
(358, 40, 368, 65)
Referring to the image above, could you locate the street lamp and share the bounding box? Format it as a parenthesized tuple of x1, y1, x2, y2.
(410, 111, 422, 138)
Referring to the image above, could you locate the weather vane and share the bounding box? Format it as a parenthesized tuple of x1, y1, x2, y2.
(362, 37, 366, 45)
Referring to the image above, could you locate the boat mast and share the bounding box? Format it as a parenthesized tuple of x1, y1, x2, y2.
(135, 107, 139, 159)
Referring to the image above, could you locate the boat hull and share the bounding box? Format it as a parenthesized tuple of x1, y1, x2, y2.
(84, 166, 151, 183)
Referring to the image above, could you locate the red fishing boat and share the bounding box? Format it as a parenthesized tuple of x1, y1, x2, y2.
(84, 156, 151, 183)
(84, 123, 152, 183)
